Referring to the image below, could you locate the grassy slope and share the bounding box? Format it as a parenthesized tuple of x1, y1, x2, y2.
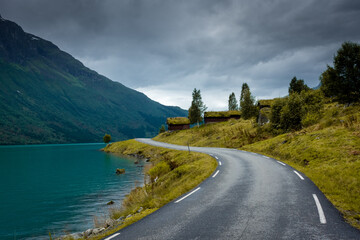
(154, 104, 360, 229)
(154, 118, 271, 148)
(83, 140, 217, 240)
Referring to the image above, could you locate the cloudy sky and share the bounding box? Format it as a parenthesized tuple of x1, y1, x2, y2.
(1, 0, 360, 110)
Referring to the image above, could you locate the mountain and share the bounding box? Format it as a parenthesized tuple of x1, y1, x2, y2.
(0, 15, 186, 145)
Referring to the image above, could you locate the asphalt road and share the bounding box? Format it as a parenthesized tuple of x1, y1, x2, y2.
(104, 138, 360, 240)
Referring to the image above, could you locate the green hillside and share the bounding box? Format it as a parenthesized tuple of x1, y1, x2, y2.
(0, 16, 186, 144)
(154, 101, 360, 229)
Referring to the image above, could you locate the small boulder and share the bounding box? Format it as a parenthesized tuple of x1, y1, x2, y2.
(69, 232, 82, 239)
(137, 207, 143, 213)
(105, 219, 115, 228)
(92, 228, 101, 235)
(84, 229, 93, 237)
(134, 160, 139, 164)
(116, 168, 125, 174)
(107, 200, 115, 205)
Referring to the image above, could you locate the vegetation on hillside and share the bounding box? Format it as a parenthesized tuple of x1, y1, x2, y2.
(243, 104, 360, 229)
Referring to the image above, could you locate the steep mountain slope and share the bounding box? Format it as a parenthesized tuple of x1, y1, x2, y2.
(0, 15, 186, 144)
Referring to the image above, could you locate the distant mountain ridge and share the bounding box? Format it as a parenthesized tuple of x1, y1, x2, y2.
(0, 14, 186, 145)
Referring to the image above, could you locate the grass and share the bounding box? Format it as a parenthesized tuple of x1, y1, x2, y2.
(167, 117, 190, 125)
(154, 102, 360, 229)
(73, 139, 217, 239)
(154, 118, 273, 148)
(204, 110, 241, 118)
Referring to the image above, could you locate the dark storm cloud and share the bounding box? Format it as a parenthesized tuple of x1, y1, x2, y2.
(1, 0, 360, 109)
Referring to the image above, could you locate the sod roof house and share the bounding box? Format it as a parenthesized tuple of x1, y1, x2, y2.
(166, 117, 190, 131)
(204, 110, 241, 124)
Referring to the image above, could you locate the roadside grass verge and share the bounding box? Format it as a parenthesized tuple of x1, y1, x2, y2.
(82, 139, 217, 239)
(242, 121, 360, 229)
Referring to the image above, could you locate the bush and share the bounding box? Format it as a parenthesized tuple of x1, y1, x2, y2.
(159, 125, 166, 133)
(103, 134, 111, 144)
(271, 98, 286, 129)
(302, 112, 321, 127)
(280, 93, 303, 131)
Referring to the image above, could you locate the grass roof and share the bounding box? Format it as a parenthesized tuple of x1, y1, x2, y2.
(258, 98, 282, 107)
(204, 110, 241, 118)
(167, 117, 190, 125)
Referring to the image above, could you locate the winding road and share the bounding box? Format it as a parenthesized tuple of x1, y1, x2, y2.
(104, 139, 360, 240)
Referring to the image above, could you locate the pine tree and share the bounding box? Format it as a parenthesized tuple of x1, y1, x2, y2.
(240, 85, 257, 119)
(240, 83, 250, 103)
(289, 77, 310, 94)
(228, 92, 238, 110)
(188, 88, 207, 124)
(321, 42, 360, 103)
(159, 125, 166, 133)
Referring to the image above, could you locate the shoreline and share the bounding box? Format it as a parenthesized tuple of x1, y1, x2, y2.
(67, 139, 216, 240)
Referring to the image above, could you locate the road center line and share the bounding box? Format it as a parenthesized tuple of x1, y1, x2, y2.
(312, 194, 327, 224)
(219, 161, 222, 166)
(212, 170, 220, 178)
(294, 170, 304, 180)
(105, 233, 120, 240)
(276, 161, 286, 166)
(175, 187, 201, 203)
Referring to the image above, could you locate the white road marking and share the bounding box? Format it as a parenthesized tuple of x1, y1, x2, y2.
(175, 187, 201, 203)
(293, 170, 304, 180)
(219, 161, 222, 166)
(276, 161, 286, 166)
(215, 156, 219, 160)
(312, 194, 327, 224)
(212, 170, 220, 178)
(105, 233, 120, 240)
(264, 156, 270, 159)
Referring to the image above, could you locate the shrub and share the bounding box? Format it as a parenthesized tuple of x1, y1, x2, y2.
(280, 93, 303, 131)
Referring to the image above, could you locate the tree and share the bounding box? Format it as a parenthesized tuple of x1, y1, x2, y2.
(240, 85, 257, 119)
(228, 92, 238, 110)
(103, 134, 111, 144)
(289, 77, 310, 95)
(320, 42, 360, 103)
(159, 124, 166, 133)
(270, 98, 285, 129)
(188, 88, 207, 124)
(280, 93, 303, 131)
(240, 83, 250, 103)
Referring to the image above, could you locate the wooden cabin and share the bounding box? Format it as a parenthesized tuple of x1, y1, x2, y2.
(167, 117, 190, 131)
(204, 111, 241, 124)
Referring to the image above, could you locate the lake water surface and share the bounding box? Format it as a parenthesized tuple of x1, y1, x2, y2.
(0, 143, 145, 239)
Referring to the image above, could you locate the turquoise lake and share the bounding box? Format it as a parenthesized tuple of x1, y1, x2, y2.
(0, 143, 146, 239)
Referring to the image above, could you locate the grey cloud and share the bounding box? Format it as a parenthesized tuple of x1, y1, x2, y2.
(0, 0, 360, 109)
